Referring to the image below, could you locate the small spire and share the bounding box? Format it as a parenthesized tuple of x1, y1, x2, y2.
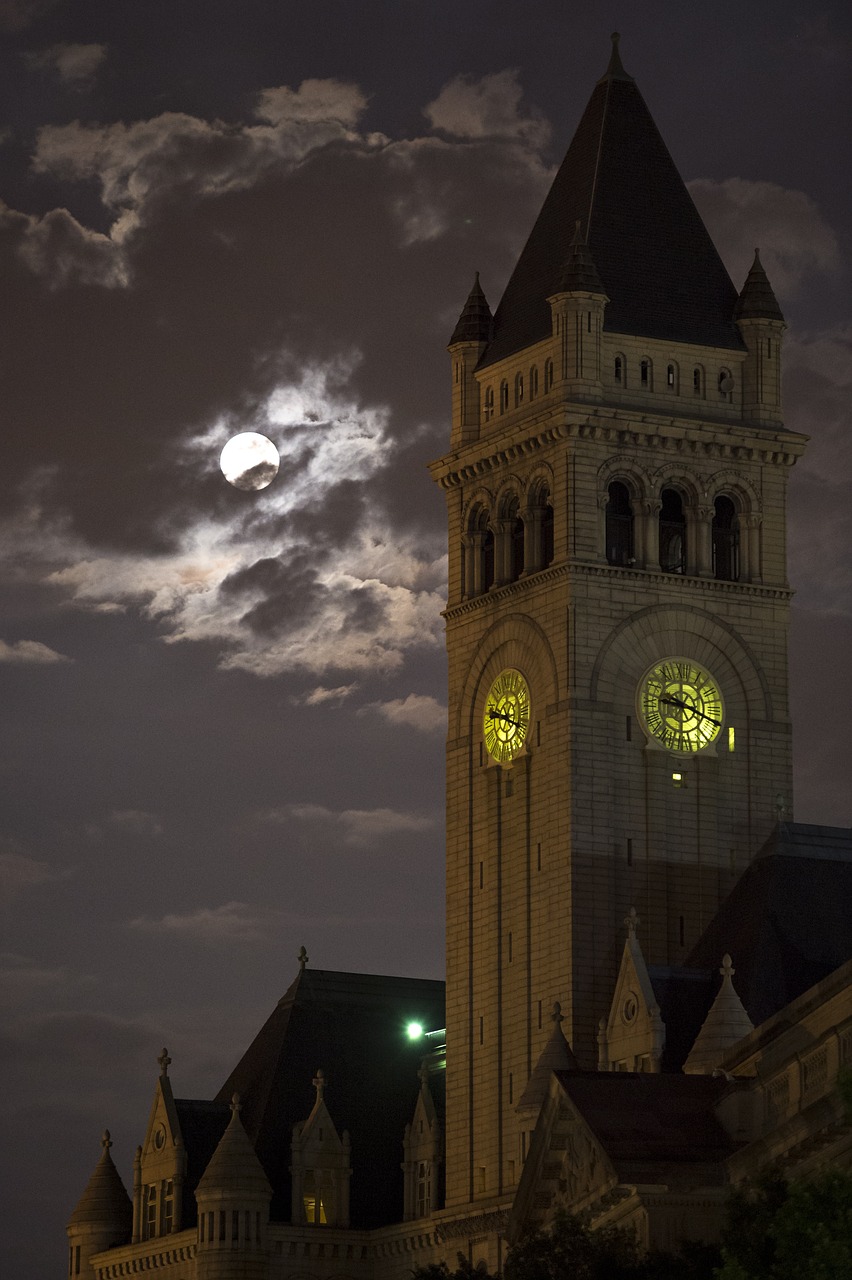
(448, 272, 493, 346)
(101, 1129, 112, 1150)
(550, 1000, 563, 1025)
(734, 247, 784, 323)
(298, 945, 309, 970)
(157, 1047, 171, 1077)
(598, 31, 635, 84)
(551, 224, 606, 296)
(624, 906, 640, 940)
(684, 952, 754, 1074)
(313, 1069, 325, 1104)
(230, 1093, 241, 1115)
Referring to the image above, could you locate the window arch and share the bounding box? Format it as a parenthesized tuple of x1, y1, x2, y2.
(605, 481, 634, 566)
(692, 366, 704, 398)
(465, 504, 495, 597)
(544, 358, 554, 392)
(712, 495, 739, 580)
(483, 386, 494, 422)
(514, 372, 524, 408)
(529, 365, 539, 399)
(666, 362, 678, 391)
(718, 368, 733, 402)
(501, 493, 524, 584)
(640, 358, 652, 390)
(614, 354, 625, 385)
(659, 488, 686, 574)
(499, 381, 509, 414)
(525, 482, 554, 573)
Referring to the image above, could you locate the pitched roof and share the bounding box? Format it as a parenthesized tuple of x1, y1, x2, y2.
(734, 249, 785, 322)
(215, 967, 445, 1229)
(517, 1001, 579, 1111)
(448, 272, 493, 345)
(196, 1096, 272, 1200)
(684, 823, 852, 1027)
(172, 1098, 230, 1225)
(683, 955, 754, 1074)
(480, 35, 744, 368)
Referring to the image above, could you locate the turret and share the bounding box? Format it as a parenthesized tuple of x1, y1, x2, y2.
(290, 1069, 352, 1227)
(546, 221, 609, 399)
(402, 1063, 443, 1219)
(66, 1131, 132, 1279)
(448, 272, 493, 446)
(195, 1094, 272, 1280)
(515, 1002, 579, 1179)
(684, 955, 754, 1075)
(734, 248, 785, 424)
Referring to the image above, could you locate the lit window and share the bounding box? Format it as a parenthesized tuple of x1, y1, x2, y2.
(667, 363, 676, 389)
(499, 381, 509, 413)
(728, 727, 736, 752)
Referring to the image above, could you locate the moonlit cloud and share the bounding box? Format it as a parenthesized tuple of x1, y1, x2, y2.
(362, 693, 447, 733)
(26, 41, 107, 85)
(687, 177, 840, 298)
(269, 803, 436, 846)
(302, 684, 359, 705)
(424, 69, 551, 148)
(0, 637, 70, 663)
(0, 850, 70, 902)
(129, 901, 278, 943)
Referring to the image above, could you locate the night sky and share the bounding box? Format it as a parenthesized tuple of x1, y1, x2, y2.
(1, 2, 851, 1274)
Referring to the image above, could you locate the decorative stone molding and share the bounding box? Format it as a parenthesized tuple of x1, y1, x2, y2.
(433, 1209, 510, 1243)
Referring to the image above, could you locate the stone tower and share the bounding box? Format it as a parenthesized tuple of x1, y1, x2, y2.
(430, 34, 806, 1210)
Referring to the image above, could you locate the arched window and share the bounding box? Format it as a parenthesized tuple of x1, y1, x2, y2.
(483, 386, 494, 422)
(718, 368, 733, 402)
(529, 365, 539, 399)
(712, 496, 739, 581)
(514, 372, 524, 407)
(605, 482, 634, 566)
(667, 362, 678, 391)
(499, 381, 509, 413)
(542, 499, 554, 568)
(640, 358, 652, 389)
(614, 355, 624, 384)
(526, 484, 554, 573)
(692, 366, 704, 398)
(659, 489, 686, 574)
(467, 506, 495, 596)
(544, 359, 554, 392)
(503, 495, 524, 584)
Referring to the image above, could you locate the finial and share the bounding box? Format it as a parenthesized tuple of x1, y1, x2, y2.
(551, 1000, 563, 1025)
(313, 1068, 325, 1103)
(101, 1129, 112, 1150)
(418, 1062, 430, 1091)
(624, 906, 640, 939)
(157, 1047, 171, 1076)
(600, 30, 633, 83)
(298, 946, 308, 970)
(720, 953, 735, 981)
(230, 1092, 241, 1115)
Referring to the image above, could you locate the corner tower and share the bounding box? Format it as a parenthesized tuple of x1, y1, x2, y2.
(430, 35, 806, 1211)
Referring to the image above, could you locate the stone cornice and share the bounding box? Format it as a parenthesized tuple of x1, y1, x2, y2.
(430, 409, 806, 490)
(433, 1207, 511, 1242)
(443, 561, 793, 622)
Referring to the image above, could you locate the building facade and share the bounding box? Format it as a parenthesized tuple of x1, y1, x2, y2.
(67, 36, 852, 1280)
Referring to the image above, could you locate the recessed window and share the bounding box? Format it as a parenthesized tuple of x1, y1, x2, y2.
(667, 362, 677, 389)
(712, 495, 739, 581)
(718, 368, 733, 401)
(693, 366, 704, 397)
(606, 481, 634, 566)
(483, 386, 494, 421)
(529, 365, 539, 398)
(672, 771, 684, 787)
(499, 380, 509, 413)
(659, 488, 686, 574)
(514, 372, 524, 407)
(640, 358, 651, 388)
(544, 358, 554, 391)
(614, 355, 624, 384)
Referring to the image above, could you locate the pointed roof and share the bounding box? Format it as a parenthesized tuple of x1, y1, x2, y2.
(734, 248, 785, 322)
(480, 34, 744, 367)
(517, 1001, 579, 1110)
(216, 965, 444, 1228)
(67, 1131, 133, 1237)
(684, 955, 754, 1074)
(196, 1095, 272, 1200)
(552, 221, 607, 296)
(448, 272, 493, 345)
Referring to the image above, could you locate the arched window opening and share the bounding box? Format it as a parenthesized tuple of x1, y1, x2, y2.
(614, 355, 624, 384)
(667, 363, 677, 390)
(713, 495, 739, 581)
(693, 366, 704, 397)
(511, 514, 525, 581)
(467, 507, 495, 596)
(659, 488, 686, 574)
(514, 372, 524, 407)
(503, 496, 524, 584)
(483, 527, 495, 591)
(302, 1171, 328, 1225)
(544, 359, 554, 392)
(529, 365, 539, 399)
(605, 481, 634, 566)
(640, 359, 651, 389)
(718, 368, 733, 401)
(542, 501, 554, 568)
(483, 386, 494, 422)
(499, 381, 509, 413)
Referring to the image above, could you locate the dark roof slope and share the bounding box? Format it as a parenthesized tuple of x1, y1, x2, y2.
(481, 37, 743, 367)
(216, 967, 445, 1229)
(685, 824, 852, 1027)
(735, 249, 785, 322)
(68, 1132, 132, 1240)
(448, 272, 493, 345)
(173, 1099, 230, 1227)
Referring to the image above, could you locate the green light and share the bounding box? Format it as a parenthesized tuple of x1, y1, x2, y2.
(406, 1021, 424, 1040)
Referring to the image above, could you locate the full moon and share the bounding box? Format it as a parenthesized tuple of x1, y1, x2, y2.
(219, 432, 280, 491)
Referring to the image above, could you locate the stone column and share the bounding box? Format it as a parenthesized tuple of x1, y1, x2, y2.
(696, 505, 714, 577)
(746, 514, 762, 583)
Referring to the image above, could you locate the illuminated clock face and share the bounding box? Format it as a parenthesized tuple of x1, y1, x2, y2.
(638, 658, 723, 753)
(484, 669, 531, 763)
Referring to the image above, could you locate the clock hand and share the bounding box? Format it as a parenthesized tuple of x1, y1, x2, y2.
(488, 709, 523, 729)
(660, 695, 721, 727)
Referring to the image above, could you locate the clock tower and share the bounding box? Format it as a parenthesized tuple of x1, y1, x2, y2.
(430, 35, 806, 1212)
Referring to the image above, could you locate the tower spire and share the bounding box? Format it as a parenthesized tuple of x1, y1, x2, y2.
(598, 31, 634, 83)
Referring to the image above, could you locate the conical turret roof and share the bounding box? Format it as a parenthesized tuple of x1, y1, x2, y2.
(195, 1096, 272, 1200)
(552, 221, 607, 295)
(448, 272, 493, 345)
(67, 1131, 132, 1236)
(481, 33, 744, 366)
(517, 1002, 579, 1111)
(684, 955, 754, 1074)
(734, 248, 785, 322)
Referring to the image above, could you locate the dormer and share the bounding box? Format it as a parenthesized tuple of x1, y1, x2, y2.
(684, 955, 754, 1075)
(601, 909, 665, 1072)
(402, 1064, 443, 1220)
(133, 1048, 187, 1241)
(290, 1070, 352, 1227)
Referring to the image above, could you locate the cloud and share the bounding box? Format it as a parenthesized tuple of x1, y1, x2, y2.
(0, 199, 128, 287)
(0, 953, 94, 1009)
(87, 809, 163, 839)
(129, 901, 276, 943)
(302, 684, 359, 705)
(424, 69, 550, 148)
(26, 41, 107, 86)
(687, 177, 840, 298)
(0, 637, 70, 663)
(280, 803, 436, 846)
(0, 850, 70, 904)
(0, 0, 56, 32)
(361, 693, 446, 733)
